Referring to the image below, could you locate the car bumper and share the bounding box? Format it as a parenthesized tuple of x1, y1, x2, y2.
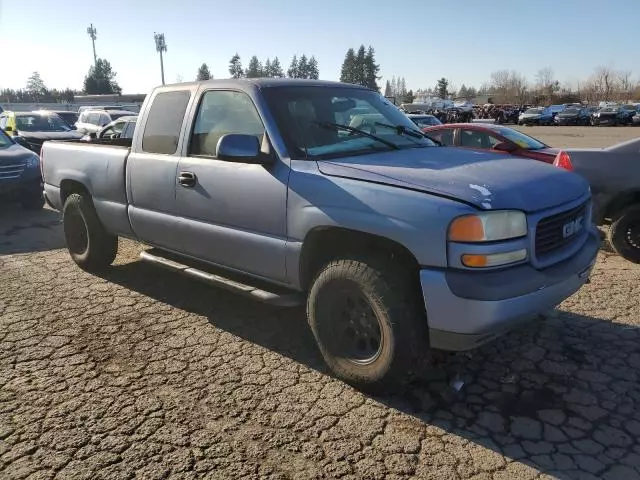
(420, 229, 599, 351)
(0, 177, 42, 198)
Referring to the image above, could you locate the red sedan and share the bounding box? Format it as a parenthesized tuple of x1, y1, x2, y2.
(422, 123, 559, 164)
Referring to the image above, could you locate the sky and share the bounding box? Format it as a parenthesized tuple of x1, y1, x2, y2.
(1, 0, 638, 95)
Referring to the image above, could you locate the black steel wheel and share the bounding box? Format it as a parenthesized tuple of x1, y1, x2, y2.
(609, 205, 640, 264)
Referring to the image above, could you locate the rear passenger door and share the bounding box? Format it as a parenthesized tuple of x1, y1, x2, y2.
(127, 89, 194, 252)
(175, 89, 290, 282)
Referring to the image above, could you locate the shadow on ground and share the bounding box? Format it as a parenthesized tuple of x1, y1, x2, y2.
(100, 258, 640, 479)
(0, 206, 64, 254)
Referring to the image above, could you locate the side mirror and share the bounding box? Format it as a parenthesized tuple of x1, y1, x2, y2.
(216, 134, 269, 163)
(493, 141, 516, 153)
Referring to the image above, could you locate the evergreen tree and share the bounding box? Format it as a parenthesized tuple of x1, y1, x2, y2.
(384, 80, 392, 97)
(196, 63, 212, 81)
(83, 59, 121, 94)
(339, 48, 356, 83)
(245, 56, 263, 78)
(404, 89, 415, 103)
(26, 72, 47, 99)
(263, 58, 273, 77)
(399, 77, 407, 98)
(229, 53, 244, 78)
(287, 55, 299, 78)
(297, 54, 309, 79)
(363, 46, 380, 91)
(436, 78, 449, 99)
(270, 57, 284, 78)
(307, 56, 319, 80)
(354, 45, 366, 86)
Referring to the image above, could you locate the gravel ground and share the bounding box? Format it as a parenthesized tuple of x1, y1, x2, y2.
(1, 127, 640, 480)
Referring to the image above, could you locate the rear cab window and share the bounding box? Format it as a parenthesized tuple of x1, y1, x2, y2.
(142, 91, 192, 154)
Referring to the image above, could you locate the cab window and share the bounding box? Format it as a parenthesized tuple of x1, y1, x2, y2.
(426, 129, 454, 146)
(460, 129, 500, 149)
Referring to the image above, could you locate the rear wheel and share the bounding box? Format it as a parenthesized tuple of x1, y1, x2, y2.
(307, 256, 427, 392)
(608, 205, 640, 263)
(62, 193, 118, 272)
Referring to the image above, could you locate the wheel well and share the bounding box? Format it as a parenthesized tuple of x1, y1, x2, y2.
(603, 191, 640, 222)
(60, 180, 90, 205)
(299, 227, 420, 292)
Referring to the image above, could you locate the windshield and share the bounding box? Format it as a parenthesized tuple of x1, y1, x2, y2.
(600, 108, 616, 113)
(524, 108, 543, 115)
(495, 127, 546, 150)
(0, 129, 12, 148)
(109, 113, 133, 121)
(563, 108, 580, 114)
(15, 114, 70, 132)
(410, 116, 442, 127)
(262, 86, 437, 160)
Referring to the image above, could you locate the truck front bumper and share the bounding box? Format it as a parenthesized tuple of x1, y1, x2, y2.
(421, 229, 599, 351)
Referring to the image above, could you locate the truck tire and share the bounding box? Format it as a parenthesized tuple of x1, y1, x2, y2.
(608, 205, 640, 264)
(62, 193, 118, 271)
(307, 256, 427, 392)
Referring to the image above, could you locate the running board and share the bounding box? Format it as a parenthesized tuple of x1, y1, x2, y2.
(139, 250, 303, 307)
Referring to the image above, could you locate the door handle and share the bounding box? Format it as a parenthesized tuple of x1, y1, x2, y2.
(178, 171, 197, 188)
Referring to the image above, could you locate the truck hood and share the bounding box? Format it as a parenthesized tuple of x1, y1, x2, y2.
(0, 143, 38, 164)
(316, 147, 588, 213)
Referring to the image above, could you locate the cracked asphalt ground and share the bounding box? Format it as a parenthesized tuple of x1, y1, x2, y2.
(2, 128, 640, 479)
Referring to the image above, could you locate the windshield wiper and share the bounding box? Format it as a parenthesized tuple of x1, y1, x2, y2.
(313, 121, 400, 150)
(373, 122, 426, 140)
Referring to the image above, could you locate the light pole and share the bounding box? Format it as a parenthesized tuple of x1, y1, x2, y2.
(154, 33, 167, 85)
(87, 24, 97, 66)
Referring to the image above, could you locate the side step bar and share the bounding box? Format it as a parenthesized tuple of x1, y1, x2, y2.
(139, 250, 303, 307)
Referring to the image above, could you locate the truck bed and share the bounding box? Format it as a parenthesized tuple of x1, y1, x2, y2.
(41, 140, 132, 236)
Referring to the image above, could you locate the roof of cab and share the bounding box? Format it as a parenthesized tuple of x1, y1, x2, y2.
(157, 78, 370, 90)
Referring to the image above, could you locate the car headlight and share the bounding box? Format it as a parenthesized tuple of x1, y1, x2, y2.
(26, 155, 39, 169)
(448, 211, 527, 243)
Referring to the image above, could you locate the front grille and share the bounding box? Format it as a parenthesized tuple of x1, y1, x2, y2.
(535, 201, 588, 256)
(0, 163, 26, 180)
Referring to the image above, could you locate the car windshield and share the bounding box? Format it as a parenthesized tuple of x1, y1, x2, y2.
(0, 129, 12, 148)
(410, 116, 442, 127)
(55, 112, 78, 124)
(600, 108, 615, 113)
(109, 113, 133, 121)
(563, 108, 580, 114)
(494, 127, 546, 150)
(525, 108, 543, 114)
(15, 114, 70, 132)
(262, 86, 437, 160)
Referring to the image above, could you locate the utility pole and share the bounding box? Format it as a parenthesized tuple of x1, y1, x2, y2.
(154, 33, 167, 85)
(86, 24, 97, 66)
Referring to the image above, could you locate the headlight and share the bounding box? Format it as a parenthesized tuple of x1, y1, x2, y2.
(448, 211, 527, 243)
(26, 155, 39, 168)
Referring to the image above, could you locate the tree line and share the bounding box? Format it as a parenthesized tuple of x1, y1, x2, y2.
(415, 66, 640, 105)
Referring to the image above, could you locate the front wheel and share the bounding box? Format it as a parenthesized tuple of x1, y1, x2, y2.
(307, 256, 427, 392)
(608, 205, 640, 263)
(62, 193, 118, 272)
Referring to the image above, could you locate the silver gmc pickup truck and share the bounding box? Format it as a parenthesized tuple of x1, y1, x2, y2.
(41, 79, 599, 390)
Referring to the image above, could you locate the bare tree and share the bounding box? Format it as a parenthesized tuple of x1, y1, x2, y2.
(618, 70, 633, 100)
(535, 67, 554, 90)
(490, 70, 528, 103)
(591, 66, 618, 102)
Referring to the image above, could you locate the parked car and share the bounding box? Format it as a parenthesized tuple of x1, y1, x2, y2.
(0, 111, 84, 153)
(83, 115, 138, 141)
(632, 111, 640, 125)
(41, 78, 598, 391)
(75, 109, 138, 135)
(591, 106, 632, 126)
(518, 107, 554, 126)
(406, 113, 442, 128)
(37, 110, 79, 130)
(422, 123, 559, 163)
(554, 107, 591, 126)
(0, 128, 44, 210)
(553, 137, 640, 262)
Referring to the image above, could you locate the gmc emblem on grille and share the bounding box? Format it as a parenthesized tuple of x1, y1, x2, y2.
(563, 215, 584, 238)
